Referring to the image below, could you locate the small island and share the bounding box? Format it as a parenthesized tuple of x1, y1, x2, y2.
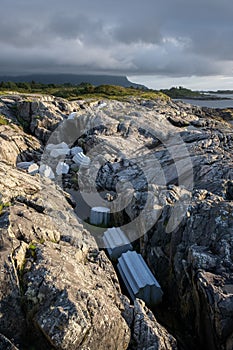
(160, 86, 233, 100)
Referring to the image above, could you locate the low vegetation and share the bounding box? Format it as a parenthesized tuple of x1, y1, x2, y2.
(0, 81, 169, 101)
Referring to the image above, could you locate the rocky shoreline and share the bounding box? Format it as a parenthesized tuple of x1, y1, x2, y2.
(0, 93, 232, 349)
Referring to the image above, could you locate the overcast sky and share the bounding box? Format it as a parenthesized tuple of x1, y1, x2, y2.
(1, 0, 233, 89)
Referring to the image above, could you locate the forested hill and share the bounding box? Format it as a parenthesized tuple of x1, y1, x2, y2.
(0, 74, 147, 89)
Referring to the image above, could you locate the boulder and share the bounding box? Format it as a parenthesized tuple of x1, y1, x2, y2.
(117, 251, 163, 307)
(39, 164, 55, 179)
(50, 148, 70, 158)
(70, 146, 83, 156)
(103, 227, 133, 260)
(90, 207, 110, 226)
(72, 152, 91, 167)
(0, 124, 41, 166)
(28, 163, 39, 175)
(46, 142, 69, 151)
(56, 161, 70, 175)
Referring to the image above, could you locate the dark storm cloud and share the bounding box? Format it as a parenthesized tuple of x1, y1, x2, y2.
(0, 0, 232, 77)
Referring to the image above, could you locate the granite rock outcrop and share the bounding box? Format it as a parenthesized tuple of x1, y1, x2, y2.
(0, 94, 179, 349)
(52, 97, 232, 350)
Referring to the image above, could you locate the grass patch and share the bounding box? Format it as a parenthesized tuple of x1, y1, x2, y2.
(64, 86, 169, 102)
(28, 242, 37, 258)
(0, 114, 9, 125)
(0, 201, 11, 216)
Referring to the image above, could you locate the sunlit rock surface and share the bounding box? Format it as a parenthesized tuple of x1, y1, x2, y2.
(0, 93, 232, 349)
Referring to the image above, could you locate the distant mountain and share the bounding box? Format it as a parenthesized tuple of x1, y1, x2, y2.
(0, 74, 147, 89)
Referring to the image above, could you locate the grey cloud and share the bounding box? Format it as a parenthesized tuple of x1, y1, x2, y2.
(189, 27, 233, 61)
(0, 0, 232, 78)
(47, 14, 105, 42)
(113, 21, 162, 45)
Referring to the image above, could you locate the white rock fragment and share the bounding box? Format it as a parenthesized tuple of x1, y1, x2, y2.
(39, 164, 55, 179)
(97, 102, 107, 109)
(46, 142, 69, 151)
(56, 161, 69, 175)
(68, 112, 77, 120)
(28, 163, 39, 175)
(90, 207, 110, 226)
(117, 251, 163, 307)
(72, 153, 90, 167)
(70, 146, 83, 156)
(16, 161, 34, 170)
(50, 148, 70, 158)
(103, 227, 133, 260)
